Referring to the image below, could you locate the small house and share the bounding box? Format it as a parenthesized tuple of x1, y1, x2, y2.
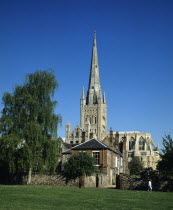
(62, 138, 123, 187)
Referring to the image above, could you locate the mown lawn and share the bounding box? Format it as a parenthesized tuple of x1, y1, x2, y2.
(0, 185, 172, 210)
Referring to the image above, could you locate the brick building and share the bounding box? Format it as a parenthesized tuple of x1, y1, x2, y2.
(62, 138, 123, 187)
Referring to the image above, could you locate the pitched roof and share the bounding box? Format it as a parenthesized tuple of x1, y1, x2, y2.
(71, 138, 108, 150)
(62, 149, 72, 154)
(62, 139, 122, 156)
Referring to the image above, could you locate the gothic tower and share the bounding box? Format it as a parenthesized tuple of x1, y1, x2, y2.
(80, 31, 107, 140)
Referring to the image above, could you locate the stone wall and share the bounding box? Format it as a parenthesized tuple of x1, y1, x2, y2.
(22, 174, 79, 187)
(86, 174, 110, 187)
(22, 173, 113, 188)
(117, 174, 173, 192)
(20, 173, 173, 191)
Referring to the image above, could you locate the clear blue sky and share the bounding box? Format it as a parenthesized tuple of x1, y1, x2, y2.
(0, 0, 173, 147)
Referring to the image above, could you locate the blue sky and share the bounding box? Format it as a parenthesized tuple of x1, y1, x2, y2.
(0, 0, 173, 147)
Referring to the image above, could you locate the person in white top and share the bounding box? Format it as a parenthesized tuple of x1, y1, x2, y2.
(148, 180, 152, 191)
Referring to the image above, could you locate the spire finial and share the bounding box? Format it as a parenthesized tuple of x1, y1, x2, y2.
(94, 30, 96, 37)
(93, 30, 96, 46)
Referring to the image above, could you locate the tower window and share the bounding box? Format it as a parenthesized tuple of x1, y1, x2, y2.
(76, 132, 79, 138)
(95, 65, 97, 68)
(102, 125, 105, 129)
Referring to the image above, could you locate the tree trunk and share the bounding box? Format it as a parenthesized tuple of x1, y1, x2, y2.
(27, 167, 32, 185)
(83, 173, 86, 188)
(79, 174, 86, 188)
(79, 176, 82, 188)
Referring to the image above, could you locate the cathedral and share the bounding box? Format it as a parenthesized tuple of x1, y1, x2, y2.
(65, 32, 160, 170)
(66, 31, 107, 143)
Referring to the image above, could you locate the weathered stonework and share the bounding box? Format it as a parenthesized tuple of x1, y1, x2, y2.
(103, 131, 160, 170)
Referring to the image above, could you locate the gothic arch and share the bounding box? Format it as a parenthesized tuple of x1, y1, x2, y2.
(129, 137, 135, 150)
(139, 136, 145, 150)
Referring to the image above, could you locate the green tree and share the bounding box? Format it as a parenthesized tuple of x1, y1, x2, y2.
(141, 167, 159, 183)
(0, 69, 61, 184)
(128, 156, 144, 175)
(63, 152, 96, 187)
(157, 135, 173, 177)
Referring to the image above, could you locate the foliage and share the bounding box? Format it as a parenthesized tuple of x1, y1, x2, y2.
(128, 156, 144, 175)
(141, 167, 159, 182)
(0, 185, 173, 209)
(43, 139, 61, 174)
(0, 69, 62, 181)
(63, 152, 96, 180)
(0, 134, 31, 174)
(157, 135, 173, 177)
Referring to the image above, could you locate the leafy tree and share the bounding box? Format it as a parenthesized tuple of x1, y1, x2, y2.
(141, 167, 159, 183)
(0, 69, 61, 183)
(157, 135, 173, 177)
(128, 156, 144, 175)
(63, 152, 96, 187)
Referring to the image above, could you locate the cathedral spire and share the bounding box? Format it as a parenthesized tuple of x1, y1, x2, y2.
(88, 31, 100, 91)
(87, 31, 101, 104)
(80, 32, 107, 140)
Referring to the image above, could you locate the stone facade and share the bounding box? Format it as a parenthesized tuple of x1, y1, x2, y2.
(103, 130, 160, 170)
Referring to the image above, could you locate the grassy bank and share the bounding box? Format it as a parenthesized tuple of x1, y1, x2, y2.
(0, 185, 172, 209)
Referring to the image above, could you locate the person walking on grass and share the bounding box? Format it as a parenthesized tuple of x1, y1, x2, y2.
(148, 180, 152, 192)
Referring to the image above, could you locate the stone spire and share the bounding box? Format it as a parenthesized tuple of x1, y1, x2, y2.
(80, 32, 107, 140)
(87, 31, 101, 104)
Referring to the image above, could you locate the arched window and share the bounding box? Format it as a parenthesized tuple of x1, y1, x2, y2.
(129, 137, 135, 150)
(139, 137, 145, 150)
(76, 132, 79, 138)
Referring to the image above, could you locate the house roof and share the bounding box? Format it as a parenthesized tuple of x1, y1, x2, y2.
(62, 149, 72, 154)
(72, 138, 108, 150)
(62, 138, 122, 156)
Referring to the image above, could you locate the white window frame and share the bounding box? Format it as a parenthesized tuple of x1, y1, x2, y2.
(92, 151, 100, 166)
(120, 157, 123, 167)
(115, 156, 118, 168)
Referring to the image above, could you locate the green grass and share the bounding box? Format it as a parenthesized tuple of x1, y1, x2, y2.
(0, 185, 172, 210)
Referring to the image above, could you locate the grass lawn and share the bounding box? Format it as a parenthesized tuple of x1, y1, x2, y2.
(0, 185, 172, 210)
